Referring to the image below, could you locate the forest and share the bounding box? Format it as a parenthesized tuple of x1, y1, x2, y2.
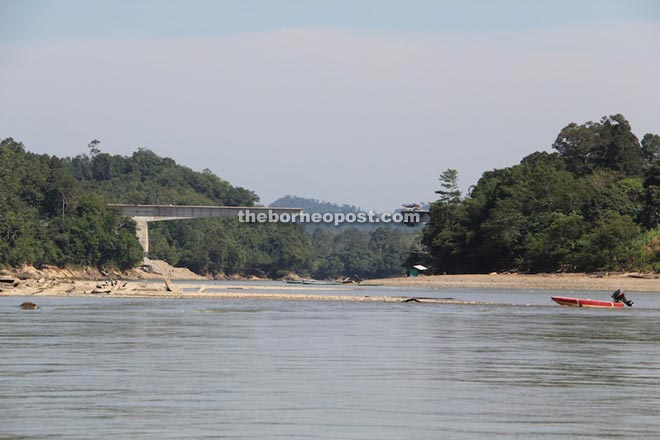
(0, 138, 413, 278)
(4, 113, 660, 278)
(413, 114, 660, 274)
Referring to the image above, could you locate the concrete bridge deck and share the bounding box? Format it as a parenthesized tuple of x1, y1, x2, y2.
(109, 204, 430, 257)
(109, 204, 303, 256)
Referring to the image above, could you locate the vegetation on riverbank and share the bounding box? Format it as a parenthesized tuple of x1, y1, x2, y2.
(0, 138, 413, 278)
(413, 114, 660, 274)
(7, 113, 656, 279)
(0, 139, 143, 270)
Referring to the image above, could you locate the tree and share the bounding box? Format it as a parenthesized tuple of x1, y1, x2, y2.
(553, 115, 644, 176)
(642, 159, 660, 229)
(523, 212, 587, 272)
(435, 169, 461, 204)
(88, 139, 101, 157)
(642, 133, 660, 163)
(422, 169, 467, 273)
(599, 114, 644, 176)
(552, 121, 600, 175)
(573, 211, 640, 271)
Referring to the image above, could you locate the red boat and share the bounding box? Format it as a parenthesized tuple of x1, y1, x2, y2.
(551, 296, 625, 308)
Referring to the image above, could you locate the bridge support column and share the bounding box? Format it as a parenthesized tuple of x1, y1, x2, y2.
(135, 219, 149, 257)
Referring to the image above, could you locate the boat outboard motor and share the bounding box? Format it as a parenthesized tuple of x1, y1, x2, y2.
(612, 289, 634, 307)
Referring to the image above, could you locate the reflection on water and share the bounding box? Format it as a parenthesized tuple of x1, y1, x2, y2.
(2, 287, 660, 439)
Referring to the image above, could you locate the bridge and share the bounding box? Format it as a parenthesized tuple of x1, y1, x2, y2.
(109, 204, 303, 257)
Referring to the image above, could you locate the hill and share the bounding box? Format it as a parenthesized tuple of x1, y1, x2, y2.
(270, 195, 361, 214)
(413, 114, 660, 274)
(0, 138, 143, 270)
(0, 139, 414, 279)
(270, 194, 424, 232)
(0, 139, 309, 277)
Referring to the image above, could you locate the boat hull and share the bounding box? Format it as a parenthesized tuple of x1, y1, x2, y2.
(551, 296, 625, 308)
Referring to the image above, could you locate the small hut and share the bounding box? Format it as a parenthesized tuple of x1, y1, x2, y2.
(408, 264, 428, 277)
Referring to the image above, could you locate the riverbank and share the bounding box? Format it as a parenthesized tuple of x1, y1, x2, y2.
(3, 266, 660, 300)
(0, 258, 273, 282)
(365, 273, 660, 292)
(0, 278, 493, 305)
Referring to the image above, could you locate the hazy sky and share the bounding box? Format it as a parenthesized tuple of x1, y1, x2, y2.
(1, 1, 660, 210)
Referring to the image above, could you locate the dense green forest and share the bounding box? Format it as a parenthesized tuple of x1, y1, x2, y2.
(0, 138, 412, 279)
(8, 114, 654, 279)
(146, 193, 415, 278)
(149, 218, 414, 279)
(0, 138, 144, 270)
(412, 114, 660, 274)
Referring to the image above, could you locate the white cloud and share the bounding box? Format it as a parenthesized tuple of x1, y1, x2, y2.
(1, 22, 659, 210)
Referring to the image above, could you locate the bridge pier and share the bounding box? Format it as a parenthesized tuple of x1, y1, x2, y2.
(135, 219, 149, 257)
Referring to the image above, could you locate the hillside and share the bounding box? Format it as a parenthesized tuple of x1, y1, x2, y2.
(414, 114, 660, 274)
(0, 138, 308, 276)
(72, 144, 258, 206)
(0, 139, 143, 270)
(0, 139, 414, 279)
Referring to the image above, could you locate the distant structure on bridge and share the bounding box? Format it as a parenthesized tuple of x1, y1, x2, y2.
(109, 204, 303, 257)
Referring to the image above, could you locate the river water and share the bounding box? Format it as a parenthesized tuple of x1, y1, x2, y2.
(2, 284, 660, 439)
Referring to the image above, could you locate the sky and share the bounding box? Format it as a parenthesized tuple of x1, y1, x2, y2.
(1, 1, 660, 211)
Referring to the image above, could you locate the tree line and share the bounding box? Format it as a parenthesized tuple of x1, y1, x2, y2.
(0, 138, 413, 278)
(413, 115, 660, 273)
(0, 139, 143, 270)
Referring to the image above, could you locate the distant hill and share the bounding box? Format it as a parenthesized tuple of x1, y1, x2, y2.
(269, 196, 418, 278)
(270, 195, 363, 214)
(269, 195, 423, 231)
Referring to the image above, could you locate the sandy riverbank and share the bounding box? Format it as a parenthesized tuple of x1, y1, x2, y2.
(0, 259, 202, 281)
(0, 258, 275, 282)
(0, 278, 491, 305)
(366, 273, 660, 292)
(3, 266, 660, 304)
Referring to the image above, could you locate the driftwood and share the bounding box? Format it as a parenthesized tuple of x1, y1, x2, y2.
(0, 276, 18, 289)
(164, 277, 181, 294)
(90, 279, 126, 294)
(33, 280, 55, 295)
(402, 296, 455, 303)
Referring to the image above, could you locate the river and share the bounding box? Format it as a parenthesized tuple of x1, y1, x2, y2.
(2, 284, 660, 439)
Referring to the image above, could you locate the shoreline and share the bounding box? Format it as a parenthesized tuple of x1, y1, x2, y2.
(1, 272, 659, 304)
(0, 279, 496, 305)
(365, 273, 660, 293)
(4, 257, 660, 293)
